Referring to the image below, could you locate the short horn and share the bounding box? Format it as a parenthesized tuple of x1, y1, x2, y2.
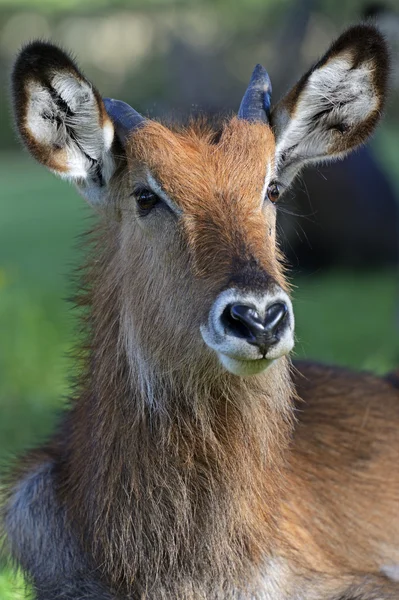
(103, 98, 145, 144)
(238, 64, 272, 124)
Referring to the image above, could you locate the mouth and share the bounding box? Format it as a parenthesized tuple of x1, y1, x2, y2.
(217, 354, 275, 376)
(200, 320, 294, 377)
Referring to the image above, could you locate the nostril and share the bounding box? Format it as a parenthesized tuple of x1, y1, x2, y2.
(220, 301, 289, 348)
(263, 302, 288, 333)
(230, 304, 265, 334)
(221, 304, 257, 340)
(222, 303, 267, 342)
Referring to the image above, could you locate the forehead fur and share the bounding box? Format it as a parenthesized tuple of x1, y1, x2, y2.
(127, 117, 284, 287)
(128, 117, 275, 210)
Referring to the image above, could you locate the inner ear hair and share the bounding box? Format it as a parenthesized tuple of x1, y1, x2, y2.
(11, 41, 114, 182)
(301, 23, 388, 143)
(271, 24, 390, 188)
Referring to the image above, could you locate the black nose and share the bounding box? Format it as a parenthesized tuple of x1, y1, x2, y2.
(223, 302, 288, 354)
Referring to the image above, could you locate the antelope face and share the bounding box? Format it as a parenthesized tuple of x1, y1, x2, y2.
(12, 26, 388, 377)
(126, 116, 294, 376)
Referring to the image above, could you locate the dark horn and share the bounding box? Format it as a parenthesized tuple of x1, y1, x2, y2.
(238, 64, 272, 124)
(103, 98, 145, 144)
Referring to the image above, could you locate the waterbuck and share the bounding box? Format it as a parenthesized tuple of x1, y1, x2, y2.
(3, 23, 399, 600)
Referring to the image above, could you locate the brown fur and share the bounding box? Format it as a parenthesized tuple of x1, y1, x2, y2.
(8, 117, 398, 599)
(4, 28, 399, 600)
(283, 364, 399, 573)
(54, 118, 294, 597)
(130, 118, 285, 287)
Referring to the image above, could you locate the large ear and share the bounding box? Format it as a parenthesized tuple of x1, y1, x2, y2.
(271, 24, 389, 190)
(11, 42, 143, 206)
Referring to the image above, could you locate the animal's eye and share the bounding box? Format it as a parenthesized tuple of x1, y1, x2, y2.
(266, 182, 280, 203)
(134, 187, 160, 216)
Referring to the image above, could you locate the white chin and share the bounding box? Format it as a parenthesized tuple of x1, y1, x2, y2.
(218, 353, 274, 376)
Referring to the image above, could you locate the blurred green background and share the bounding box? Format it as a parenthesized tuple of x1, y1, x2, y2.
(0, 0, 398, 598)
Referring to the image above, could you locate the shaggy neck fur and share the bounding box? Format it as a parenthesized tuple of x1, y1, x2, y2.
(61, 223, 295, 599)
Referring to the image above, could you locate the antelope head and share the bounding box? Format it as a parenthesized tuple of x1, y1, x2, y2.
(12, 25, 388, 382)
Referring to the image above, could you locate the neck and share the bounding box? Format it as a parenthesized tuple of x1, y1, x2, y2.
(62, 227, 295, 598)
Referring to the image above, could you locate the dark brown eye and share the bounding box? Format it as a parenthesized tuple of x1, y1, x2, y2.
(266, 182, 280, 203)
(134, 187, 160, 216)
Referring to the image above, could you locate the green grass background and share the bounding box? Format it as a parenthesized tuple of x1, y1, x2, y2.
(0, 153, 398, 598)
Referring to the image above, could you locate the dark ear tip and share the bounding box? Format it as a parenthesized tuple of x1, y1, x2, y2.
(330, 23, 389, 66)
(339, 22, 385, 39)
(14, 40, 69, 69)
(16, 40, 61, 59)
(317, 22, 390, 102)
(11, 40, 81, 94)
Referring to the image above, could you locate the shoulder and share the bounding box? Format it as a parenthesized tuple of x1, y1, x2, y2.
(292, 359, 399, 402)
(290, 360, 399, 452)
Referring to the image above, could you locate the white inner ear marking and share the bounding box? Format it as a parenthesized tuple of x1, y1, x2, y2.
(51, 72, 92, 112)
(275, 53, 378, 185)
(26, 81, 59, 145)
(146, 171, 183, 215)
(297, 54, 377, 130)
(51, 72, 108, 176)
(25, 71, 115, 195)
